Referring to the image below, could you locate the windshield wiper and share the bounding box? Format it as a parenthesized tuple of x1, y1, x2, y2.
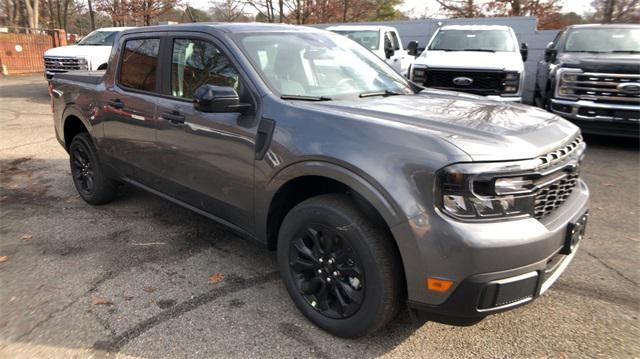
(359, 90, 402, 98)
(462, 48, 496, 52)
(280, 94, 332, 101)
(609, 50, 640, 53)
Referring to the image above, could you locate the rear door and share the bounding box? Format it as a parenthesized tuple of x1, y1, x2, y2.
(152, 32, 260, 231)
(100, 32, 167, 184)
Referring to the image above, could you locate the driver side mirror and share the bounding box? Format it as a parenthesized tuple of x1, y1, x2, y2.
(407, 41, 419, 57)
(544, 42, 557, 62)
(384, 45, 395, 59)
(520, 42, 528, 62)
(193, 85, 250, 113)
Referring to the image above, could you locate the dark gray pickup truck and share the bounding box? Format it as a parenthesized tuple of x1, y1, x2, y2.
(49, 23, 589, 338)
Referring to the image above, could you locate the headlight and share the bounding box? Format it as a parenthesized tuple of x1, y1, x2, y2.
(413, 67, 426, 82)
(437, 162, 537, 220)
(502, 72, 520, 94)
(555, 69, 582, 99)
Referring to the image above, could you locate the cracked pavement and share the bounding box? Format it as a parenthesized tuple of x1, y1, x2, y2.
(0, 75, 638, 358)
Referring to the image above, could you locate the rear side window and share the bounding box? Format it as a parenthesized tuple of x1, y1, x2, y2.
(119, 38, 160, 92)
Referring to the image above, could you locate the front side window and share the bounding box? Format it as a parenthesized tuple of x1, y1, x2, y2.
(427, 29, 515, 52)
(235, 31, 413, 99)
(171, 39, 240, 99)
(119, 38, 160, 92)
(564, 28, 640, 53)
(389, 31, 400, 50)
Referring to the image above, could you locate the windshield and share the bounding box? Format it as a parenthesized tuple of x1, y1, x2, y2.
(234, 31, 414, 99)
(77, 30, 118, 46)
(427, 29, 515, 52)
(564, 28, 640, 53)
(332, 30, 380, 50)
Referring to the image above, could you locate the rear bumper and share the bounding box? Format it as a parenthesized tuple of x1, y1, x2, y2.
(392, 179, 589, 321)
(550, 99, 639, 138)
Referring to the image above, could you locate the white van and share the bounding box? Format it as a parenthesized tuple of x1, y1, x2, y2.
(411, 25, 528, 102)
(44, 27, 132, 79)
(326, 25, 418, 77)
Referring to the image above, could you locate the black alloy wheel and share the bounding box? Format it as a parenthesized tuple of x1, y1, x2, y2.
(71, 143, 95, 196)
(288, 224, 365, 319)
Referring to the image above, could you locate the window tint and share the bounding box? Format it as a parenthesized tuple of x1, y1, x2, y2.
(171, 39, 239, 99)
(119, 38, 160, 92)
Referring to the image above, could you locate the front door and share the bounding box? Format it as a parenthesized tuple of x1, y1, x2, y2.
(153, 34, 259, 231)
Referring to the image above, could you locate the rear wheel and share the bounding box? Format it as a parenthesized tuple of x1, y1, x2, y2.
(277, 194, 402, 338)
(69, 133, 117, 205)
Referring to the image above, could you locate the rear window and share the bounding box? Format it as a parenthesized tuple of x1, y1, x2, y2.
(119, 38, 160, 92)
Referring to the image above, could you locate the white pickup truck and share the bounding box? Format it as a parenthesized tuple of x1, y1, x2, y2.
(327, 25, 418, 77)
(43, 27, 132, 79)
(410, 25, 528, 102)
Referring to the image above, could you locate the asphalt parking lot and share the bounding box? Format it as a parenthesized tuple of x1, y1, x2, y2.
(0, 75, 638, 358)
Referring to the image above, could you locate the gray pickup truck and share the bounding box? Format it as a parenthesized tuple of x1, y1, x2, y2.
(49, 23, 589, 338)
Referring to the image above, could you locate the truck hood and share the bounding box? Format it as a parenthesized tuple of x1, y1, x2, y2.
(302, 89, 578, 161)
(557, 52, 640, 74)
(414, 50, 524, 72)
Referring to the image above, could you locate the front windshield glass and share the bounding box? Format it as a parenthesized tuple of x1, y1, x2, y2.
(427, 29, 515, 52)
(77, 30, 118, 46)
(234, 31, 414, 99)
(564, 28, 640, 53)
(332, 30, 380, 50)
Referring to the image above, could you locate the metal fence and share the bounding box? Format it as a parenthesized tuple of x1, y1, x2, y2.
(313, 16, 560, 104)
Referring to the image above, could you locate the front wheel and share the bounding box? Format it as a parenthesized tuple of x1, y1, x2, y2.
(277, 194, 402, 338)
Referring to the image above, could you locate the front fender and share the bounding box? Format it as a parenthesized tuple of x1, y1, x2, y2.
(255, 160, 406, 244)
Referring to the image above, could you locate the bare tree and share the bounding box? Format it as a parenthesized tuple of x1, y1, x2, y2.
(591, 0, 639, 23)
(24, 0, 39, 29)
(436, 0, 483, 18)
(210, 0, 246, 21)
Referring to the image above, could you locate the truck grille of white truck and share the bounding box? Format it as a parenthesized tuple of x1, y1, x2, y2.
(44, 56, 88, 74)
(422, 69, 507, 95)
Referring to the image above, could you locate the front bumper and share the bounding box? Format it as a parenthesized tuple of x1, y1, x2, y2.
(391, 179, 589, 321)
(550, 99, 639, 138)
(486, 95, 521, 103)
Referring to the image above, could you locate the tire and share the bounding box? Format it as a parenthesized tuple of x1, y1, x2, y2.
(277, 194, 402, 338)
(69, 133, 117, 205)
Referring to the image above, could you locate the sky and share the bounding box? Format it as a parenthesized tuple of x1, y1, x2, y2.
(189, 0, 595, 18)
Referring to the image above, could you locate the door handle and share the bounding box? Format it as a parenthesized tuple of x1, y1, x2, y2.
(162, 111, 185, 124)
(107, 99, 124, 109)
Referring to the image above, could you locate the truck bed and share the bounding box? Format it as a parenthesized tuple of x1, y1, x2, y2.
(51, 71, 105, 85)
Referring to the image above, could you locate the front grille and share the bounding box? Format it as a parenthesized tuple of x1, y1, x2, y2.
(559, 71, 640, 105)
(423, 69, 506, 95)
(44, 56, 87, 73)
(532, 135, 584, 219)
(534, 170, 580, 219)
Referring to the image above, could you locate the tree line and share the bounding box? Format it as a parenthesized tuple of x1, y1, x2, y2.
(0, 0, 637, 35)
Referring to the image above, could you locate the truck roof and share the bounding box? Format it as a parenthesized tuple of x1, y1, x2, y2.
(438, 25, 513, 31)
(325, 25, 397, 32)
(566, 23, 640, 29)
(121, 22, 323, 35)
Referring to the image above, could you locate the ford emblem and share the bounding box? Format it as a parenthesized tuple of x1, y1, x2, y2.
(617, 82, 640, 95)
(452, 76, 473, 86)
